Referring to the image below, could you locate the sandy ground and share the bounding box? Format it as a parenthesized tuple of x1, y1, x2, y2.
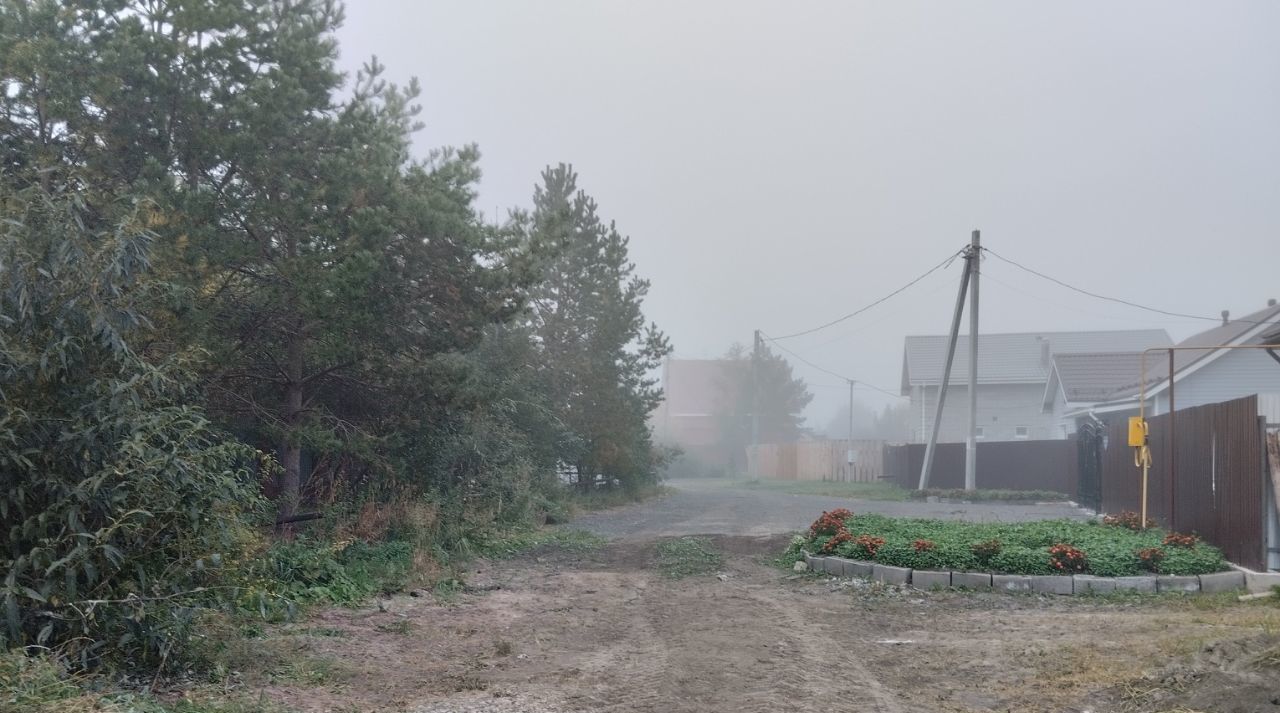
(250, 483, 1280, 713)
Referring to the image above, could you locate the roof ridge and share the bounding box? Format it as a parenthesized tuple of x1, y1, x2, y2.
(904, 328, 1170, 340)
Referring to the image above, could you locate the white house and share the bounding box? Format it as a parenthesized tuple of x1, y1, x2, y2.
(1044, 301, 1280, 432)
(900, 329, 1172, 442)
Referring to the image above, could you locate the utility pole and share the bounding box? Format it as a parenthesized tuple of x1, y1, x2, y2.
(752, 329, 761, 449)
(918, 240, 976, 490)
(847, 379, 855, 445)
(847, 378, 855, 481)
(965, 230, 981, 491)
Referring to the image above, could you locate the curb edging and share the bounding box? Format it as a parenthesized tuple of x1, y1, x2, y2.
(801, 553, 1245, 596)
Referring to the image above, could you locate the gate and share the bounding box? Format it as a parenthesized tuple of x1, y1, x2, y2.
(1076, 423, 1104, 512)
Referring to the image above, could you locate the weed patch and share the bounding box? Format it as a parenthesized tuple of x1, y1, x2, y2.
(473, 529, 606, 560)
(375, 620, 413, 636)
(656, 537, 723, 579)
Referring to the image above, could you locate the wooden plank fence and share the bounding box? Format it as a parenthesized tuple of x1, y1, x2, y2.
(745, 440, 884, 482)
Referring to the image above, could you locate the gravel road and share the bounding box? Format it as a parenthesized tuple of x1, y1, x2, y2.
(571, 478, 1089, 539)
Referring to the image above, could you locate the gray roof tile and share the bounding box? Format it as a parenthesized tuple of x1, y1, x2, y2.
(901, 329, 1172, 391)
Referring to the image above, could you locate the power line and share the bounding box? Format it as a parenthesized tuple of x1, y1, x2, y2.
(769, 248, 965, 340)
(984, 247, 1278, 327)
(758, 331, 903, 398)
(981, 268, 1204, 325)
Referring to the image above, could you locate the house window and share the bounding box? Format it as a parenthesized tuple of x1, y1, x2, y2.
(975, 426, 985, 440)
(1015, 426, 1029, 440)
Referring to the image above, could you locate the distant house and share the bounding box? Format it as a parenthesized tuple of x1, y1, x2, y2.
(651, 359, 734, 469)
(900, 329, 1173, 443)
(1045, 301, 1280, 432)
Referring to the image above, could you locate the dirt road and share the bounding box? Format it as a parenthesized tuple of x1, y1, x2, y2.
(261, 484, 1280, 713)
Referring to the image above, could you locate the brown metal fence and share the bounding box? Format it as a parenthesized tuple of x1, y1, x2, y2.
(882, 439, 1079, 494)
(1100, 394, 1265, 570)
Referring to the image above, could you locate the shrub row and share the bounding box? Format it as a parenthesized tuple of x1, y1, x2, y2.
(800, 512, 1229, 577)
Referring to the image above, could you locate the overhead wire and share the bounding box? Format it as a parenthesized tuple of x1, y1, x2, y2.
(768, 248, 965, 340)
(758, 330, 902, 398)
(983, 247, 1279, 327)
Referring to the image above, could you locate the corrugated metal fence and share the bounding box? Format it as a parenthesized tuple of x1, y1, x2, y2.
(1101, 394, 1266, 570)
(745, 440, 885, 482)
(882, 439, 1079, 494)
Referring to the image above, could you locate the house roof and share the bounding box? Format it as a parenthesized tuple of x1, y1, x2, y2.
(1103, 302, 1280, 399)
(1048, 303, 1280, 414)
(1049, 351, 1160, 403)
(900, 329, 1172, 393)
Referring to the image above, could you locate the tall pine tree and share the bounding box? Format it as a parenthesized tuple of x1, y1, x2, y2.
(524, 165, 671, 491)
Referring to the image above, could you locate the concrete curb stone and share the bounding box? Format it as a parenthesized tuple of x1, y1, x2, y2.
(1157, 575, 1200, 593)
(952, 571, 993, 589)
(843, 559, 874, 577)
(1073, 575, 1117, 594)
(872, 564, 912, 585)
(1243, 570, 1280, 594)
(1198, 571, 1245, 593)
(1113, 576, 1156, 592)
(992, 574, 1032, 592)
(1028, 575, 1074, 595)
(911, 570, 951, 590)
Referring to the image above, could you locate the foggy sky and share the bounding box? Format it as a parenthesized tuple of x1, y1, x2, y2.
(335, 1, 1280, 425)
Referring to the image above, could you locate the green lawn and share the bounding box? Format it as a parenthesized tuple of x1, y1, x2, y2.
(732, 478, 913, 501)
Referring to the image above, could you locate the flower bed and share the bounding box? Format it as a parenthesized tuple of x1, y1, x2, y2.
(791, 510, 1229, 577)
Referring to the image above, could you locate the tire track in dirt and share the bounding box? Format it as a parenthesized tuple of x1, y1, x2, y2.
(565, 579, 673, 712)
(561, 548, 909, 713)
(764, 593, 907, 713)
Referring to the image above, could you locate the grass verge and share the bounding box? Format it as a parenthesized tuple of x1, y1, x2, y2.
(910, 488, 1070, 502)
(734, 479, 912, 501)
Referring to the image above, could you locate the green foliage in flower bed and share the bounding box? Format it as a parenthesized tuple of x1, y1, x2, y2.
(802, 512, 1229, 577)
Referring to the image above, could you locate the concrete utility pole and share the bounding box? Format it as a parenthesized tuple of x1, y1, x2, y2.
(752, 329, 761, 448)
(965, 230, 981, 491)
(847, 379, 855, 480)
(918, 240, 975, 490)
(847, 379, 855, 445)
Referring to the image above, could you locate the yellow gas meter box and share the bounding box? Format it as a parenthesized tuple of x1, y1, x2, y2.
(1127, 417, 1147, 447)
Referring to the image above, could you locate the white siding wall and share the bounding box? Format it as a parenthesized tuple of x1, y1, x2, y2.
(909, 383, 1064, 443)
(1152, 349, 1280, 413)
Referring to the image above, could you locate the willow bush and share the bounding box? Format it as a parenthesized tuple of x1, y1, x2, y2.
(0, 182, 267, 668)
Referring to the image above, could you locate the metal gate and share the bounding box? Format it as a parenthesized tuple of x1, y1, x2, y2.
(1076, 423, 1104, 512)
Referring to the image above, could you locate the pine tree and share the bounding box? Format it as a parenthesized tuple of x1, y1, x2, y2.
(716, 343, 814, 469)
(1, 0, 525, 517)
(525, 165, 671, 491)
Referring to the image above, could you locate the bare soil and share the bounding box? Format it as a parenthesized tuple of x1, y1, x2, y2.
(211, 484, 1279, 712)
(241, 533, 1280, 713)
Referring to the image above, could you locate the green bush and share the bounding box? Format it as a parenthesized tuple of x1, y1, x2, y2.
(0, 186, 269, 669)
